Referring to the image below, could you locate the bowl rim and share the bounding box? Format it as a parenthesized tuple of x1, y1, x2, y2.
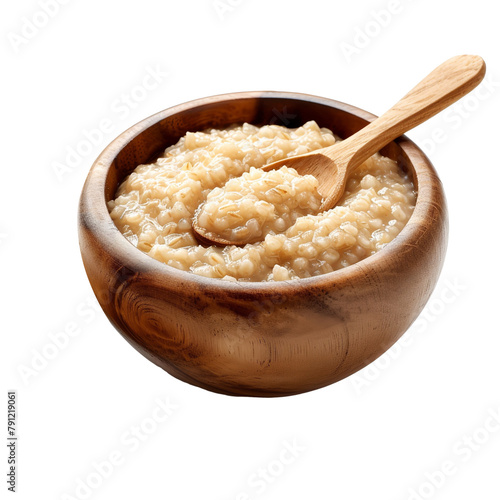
(80, 90, 442, 295)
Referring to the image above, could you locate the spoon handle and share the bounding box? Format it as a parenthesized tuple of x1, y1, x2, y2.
(328, 55, 486, 173)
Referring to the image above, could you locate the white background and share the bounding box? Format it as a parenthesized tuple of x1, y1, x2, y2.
(2, 1, 500, 499)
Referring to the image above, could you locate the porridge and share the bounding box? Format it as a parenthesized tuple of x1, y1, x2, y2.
(108, 121, 416, 281)
(195, 166, 322, 244)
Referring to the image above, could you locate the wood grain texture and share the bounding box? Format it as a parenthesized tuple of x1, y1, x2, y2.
(78, 91, 448, 397)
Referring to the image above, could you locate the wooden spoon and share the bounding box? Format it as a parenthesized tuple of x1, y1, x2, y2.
(193, 55, 485, 246)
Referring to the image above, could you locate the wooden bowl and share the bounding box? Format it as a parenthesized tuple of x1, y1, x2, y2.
(78, 91, 448, 397)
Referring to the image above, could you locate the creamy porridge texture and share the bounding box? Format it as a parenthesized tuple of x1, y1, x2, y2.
(108, 121, 416, 281)
(196, 165, 322, 244)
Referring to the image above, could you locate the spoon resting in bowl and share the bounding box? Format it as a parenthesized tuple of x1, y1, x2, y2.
(193, 55, 485, 247)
